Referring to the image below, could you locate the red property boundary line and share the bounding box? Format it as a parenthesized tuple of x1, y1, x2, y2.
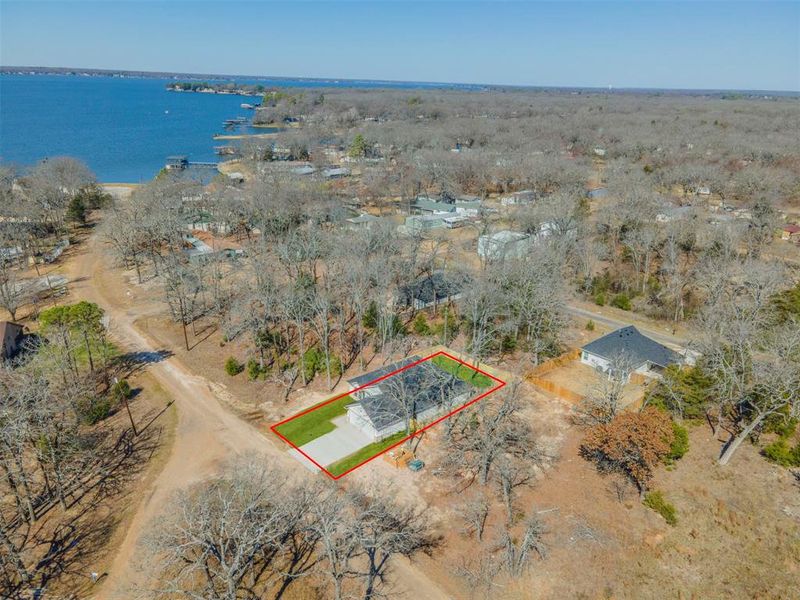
(270, 350, 506, 480)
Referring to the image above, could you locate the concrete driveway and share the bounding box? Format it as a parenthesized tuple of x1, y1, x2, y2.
(291, 415, 373, 470)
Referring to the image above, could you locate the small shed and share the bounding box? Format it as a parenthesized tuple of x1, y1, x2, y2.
(781, 224, 800, 241)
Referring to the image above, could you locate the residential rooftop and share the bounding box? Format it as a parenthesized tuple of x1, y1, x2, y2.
(582, 326, 681, 369)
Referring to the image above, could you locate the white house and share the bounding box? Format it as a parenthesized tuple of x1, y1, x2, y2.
(580, 326, 682, 380)
(344, 358, 471, 441)
(500, 190, 535, 206)
(477, 230, 530, 261)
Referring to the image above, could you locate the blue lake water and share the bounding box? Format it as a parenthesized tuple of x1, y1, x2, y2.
(1, 75, 279, 182)
(0, 74, 483, 183)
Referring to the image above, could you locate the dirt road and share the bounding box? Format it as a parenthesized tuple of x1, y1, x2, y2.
(68, 229, 451, 600)
(565, 301, 691, 348)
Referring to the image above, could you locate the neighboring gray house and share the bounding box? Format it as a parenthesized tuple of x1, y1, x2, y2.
(322, 167, 351, 179)
(411, 196, 457, 215)
(346, 357, 471, 441)
(346, 214, 380, 229)
(405, 214, 448, 234)
(580, 326, 682, 380)
(477, 230, 530, 261)
(397, 271, 466, 310)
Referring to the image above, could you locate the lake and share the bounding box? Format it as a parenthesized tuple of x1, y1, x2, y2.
(0, 74, 280, 182)
(0, 74, 483, 183)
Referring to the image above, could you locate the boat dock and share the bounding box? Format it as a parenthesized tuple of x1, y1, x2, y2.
(165, 155, 219, 171)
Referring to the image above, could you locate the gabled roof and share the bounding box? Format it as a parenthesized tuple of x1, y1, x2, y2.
(413, 198, 457, 213)
(352, 361, 470, 431)
(582, 326, 681, 369)
(397, 271, 467, 306)
(347, 356, 421, 389)
(481, 230, 529, 244)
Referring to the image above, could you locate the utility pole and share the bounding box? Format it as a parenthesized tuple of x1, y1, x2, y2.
(115, 377, 138, 436)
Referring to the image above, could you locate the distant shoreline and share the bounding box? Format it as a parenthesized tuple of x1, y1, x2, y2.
(2, 66, 798, 97)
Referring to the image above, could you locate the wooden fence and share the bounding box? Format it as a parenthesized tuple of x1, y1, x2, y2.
(528, 348, 581, 377)
(526, 348, 585, 404)
(527, 376, 586, 404)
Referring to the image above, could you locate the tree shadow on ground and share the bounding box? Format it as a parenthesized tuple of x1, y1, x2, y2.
(113, 349, 174, 379)
(6, 420, 166, 599)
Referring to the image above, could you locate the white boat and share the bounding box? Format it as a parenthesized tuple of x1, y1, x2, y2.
(241, 103, 254, 109)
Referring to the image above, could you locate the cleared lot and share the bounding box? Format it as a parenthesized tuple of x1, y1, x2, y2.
(272, 351, 505, 478)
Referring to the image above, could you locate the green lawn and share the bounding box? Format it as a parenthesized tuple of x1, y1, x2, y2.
(431, 354, 495, 388)
(274, 394, 355, 447)
(326, 431, 408, 477)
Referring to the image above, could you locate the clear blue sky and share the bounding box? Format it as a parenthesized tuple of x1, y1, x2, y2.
(1, 1, 798, 90)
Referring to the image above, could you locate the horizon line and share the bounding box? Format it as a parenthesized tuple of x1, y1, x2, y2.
(2, 65, 799, 95)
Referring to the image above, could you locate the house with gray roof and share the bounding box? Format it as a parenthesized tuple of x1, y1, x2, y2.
(405, 214, 448, 234)
(347, 357, 420, 389)
(411, 197, 457, 215)
(397, 271, 467, 310)
(345, 214, 380, 229)
(580, 326, 682, 380)
(346, 357, 471, 441)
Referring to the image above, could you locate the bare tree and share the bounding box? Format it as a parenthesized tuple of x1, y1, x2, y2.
(461, 492, 490, 541)
(501, 516, 546, 577)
